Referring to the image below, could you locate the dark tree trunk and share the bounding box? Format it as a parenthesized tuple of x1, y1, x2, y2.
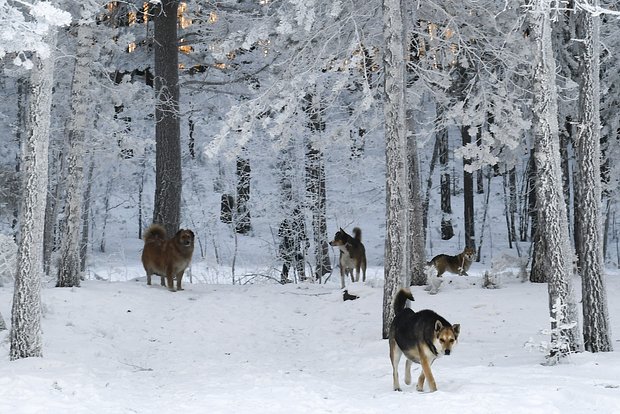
(437, 105, 453, 240)
(153, 0, 182, 237)
(305, 144, 331, 280)
(303, 93, 331, 280)
(573, 5, 612, 352)
(461, 126, 475, 250)
(235, 154, 252, 234)
(80, 157, 94, 272)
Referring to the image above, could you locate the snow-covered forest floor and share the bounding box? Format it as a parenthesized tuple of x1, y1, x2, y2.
(1, 258, 619, 414)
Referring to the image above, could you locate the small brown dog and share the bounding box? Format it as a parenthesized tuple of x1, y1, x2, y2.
(428, 247, 475, 277)
(141, 224, 195, 292)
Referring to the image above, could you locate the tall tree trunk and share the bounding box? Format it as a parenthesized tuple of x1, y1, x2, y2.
(407, 123, 426, 286)
(80, 157, 95, 272)
(10, 31, 57, 360)
(437, 105, 454, 240)
(43, 142, 64, 274)
(153, 0, 182, 237)
(235, 153, 252, 234)
(56, 24, 95, 288)
(303, 93, 331, 281)
(461, 126, 476, 249)
(530, 0, 582, 358)
(573, 3, 612, 352)
(305, 143, 331, 281)
(382, 0, 408, 339)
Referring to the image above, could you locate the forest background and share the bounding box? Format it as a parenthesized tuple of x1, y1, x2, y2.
(0, 0, 619, 366)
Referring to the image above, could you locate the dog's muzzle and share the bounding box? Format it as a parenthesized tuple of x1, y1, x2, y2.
(444, 349, 451, 356)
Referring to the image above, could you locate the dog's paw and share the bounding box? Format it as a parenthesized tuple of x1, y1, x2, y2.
(394, 387, 402, 392)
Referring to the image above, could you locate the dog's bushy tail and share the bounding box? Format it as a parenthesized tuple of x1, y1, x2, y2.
(143, 224, 167, 242)
(353, 227, 362, 242)
(393, 288, 414, 314)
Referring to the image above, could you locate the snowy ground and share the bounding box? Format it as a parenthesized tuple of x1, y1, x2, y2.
(1, 260, 620, 414)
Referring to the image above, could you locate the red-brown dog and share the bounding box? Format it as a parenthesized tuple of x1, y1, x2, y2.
(141, 224, 195, 292)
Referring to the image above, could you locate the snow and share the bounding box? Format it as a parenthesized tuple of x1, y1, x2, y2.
(1, 260, 620, 413)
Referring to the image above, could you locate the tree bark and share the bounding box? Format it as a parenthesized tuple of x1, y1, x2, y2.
(461, 126, 476, 249)
(153, 0, 182, 236)
(437, 105, 454, 240)
(530, 0, 582, 357)
(10, 30, 57, 360)
(573, 2, 612, 352)
(235, 153, 252, 234)
(57, 24, 95, 288)
(382, 0, 408, 338)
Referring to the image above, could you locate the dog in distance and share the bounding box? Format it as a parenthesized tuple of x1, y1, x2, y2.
(328, 227, 367, 289)
(428, 247, 475, 277)
(141, 224, 195, 292)
(389, 288, 460, 392)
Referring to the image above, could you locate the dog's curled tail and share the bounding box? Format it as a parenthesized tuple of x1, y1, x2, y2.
(353, 227, 362, 242)
(143, 224, 167, 242)
(393, 288, 414, 314)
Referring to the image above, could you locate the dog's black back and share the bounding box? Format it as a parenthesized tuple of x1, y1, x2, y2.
(393, 308, 452, 354)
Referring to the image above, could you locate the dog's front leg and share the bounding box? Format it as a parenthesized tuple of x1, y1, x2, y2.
(340, 267, 346, 289)
(176, 271, 184, 291)
(418, 352, 437, 392)
(165, 267, 176, 292)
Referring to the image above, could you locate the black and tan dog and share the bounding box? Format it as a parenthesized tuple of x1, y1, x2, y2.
(389, 288, 460, 392)
(141, 224, 195, 292)
(328, 227, 367, 289)
(428, 247, 475, 277)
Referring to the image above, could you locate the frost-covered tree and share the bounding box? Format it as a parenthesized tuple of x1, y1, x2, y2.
(8, 0, 71, 359)
(382, 0, 408, 339)
(56, 20, 96, 288)
(529, 0, 582, 358)
(572, 0, 612, 352)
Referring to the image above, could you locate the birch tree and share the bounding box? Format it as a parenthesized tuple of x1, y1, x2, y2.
(529, 0, 582, 358)
(573, 0, 612, 352)
(56, 22, 95, 288)
(382, 0, 408, 339)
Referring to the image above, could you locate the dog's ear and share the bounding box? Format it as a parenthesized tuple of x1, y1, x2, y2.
(452, 324, 460, 338)
(434, 320, 444, 332)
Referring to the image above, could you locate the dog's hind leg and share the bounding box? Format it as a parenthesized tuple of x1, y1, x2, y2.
(146, 272, 153, 286)
(404, 359, 412, 385)
(389, 338, 403, 391)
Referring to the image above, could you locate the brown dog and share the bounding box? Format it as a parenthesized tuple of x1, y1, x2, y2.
(428, 247, 475, 277)
(328, 227, 367, 289)
(389, 288, 460, 392)
(141, 224, 195, 292)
